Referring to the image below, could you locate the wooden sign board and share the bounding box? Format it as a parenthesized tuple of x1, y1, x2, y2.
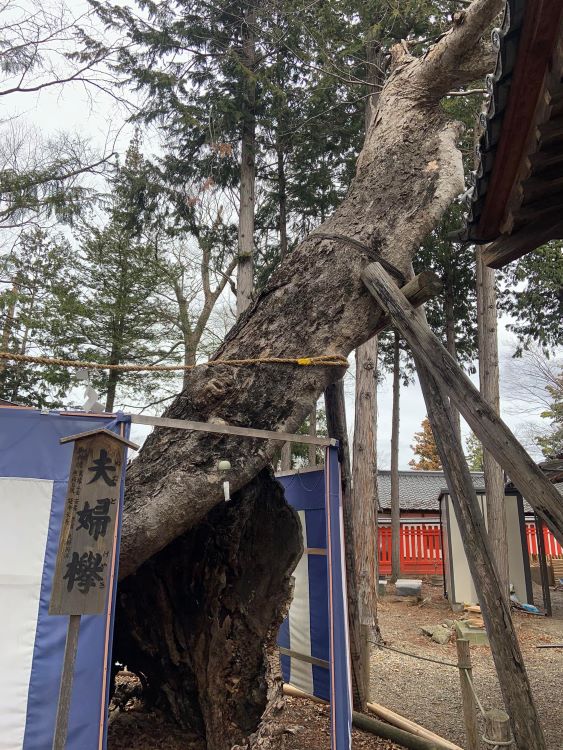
(49, 432, 127, 616)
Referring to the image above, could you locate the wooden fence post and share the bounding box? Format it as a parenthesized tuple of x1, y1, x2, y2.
(484, 710, 513, 748)
(456, 638, 480, 750)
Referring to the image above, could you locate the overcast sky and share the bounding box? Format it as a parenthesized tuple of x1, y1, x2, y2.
(7, 4, 554, 468)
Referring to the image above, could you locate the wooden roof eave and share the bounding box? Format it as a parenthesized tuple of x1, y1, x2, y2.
(467, 1, 563, 268)
(482, 27, 563, 267)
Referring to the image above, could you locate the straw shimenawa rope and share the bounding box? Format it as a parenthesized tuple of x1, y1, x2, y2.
(0, 351, 349, 373)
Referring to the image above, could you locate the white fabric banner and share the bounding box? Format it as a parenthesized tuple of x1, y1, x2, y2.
(0, 478, 53, 750)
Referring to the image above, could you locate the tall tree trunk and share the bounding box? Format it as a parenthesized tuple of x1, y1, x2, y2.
(11, 283, 35, 402)
(236, 4, 256, 318)
(105, 370, 119, 413)
(0, 277, 18, 375)
(105, 335, 123, 413)
(476, 248, 509, 595)
(342, 22, 386, 701)
(351, 337, 379, 704)
(277, 135, 288, 261)
(324, 379, 369, 710)
(444, 266, 461, 442)
(117, 6, 505, 742)
(390, 331, 401, 583)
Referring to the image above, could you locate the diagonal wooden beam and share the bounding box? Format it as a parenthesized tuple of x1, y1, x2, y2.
(415, 351, 546, 750)
(130, 414, 336, 446)
(361, 262, 563, 545)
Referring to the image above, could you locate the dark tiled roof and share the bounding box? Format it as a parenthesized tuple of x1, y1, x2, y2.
(378, 471, 561, 515)
(377, 470, 485, 512)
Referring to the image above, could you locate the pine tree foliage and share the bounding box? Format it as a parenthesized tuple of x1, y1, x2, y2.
(0, 228, 77, 407)
(86, 0, 469, 290)
(57, 137, 182, 411)
(409, 416, 442, 470)
(500, 241, 563, 356)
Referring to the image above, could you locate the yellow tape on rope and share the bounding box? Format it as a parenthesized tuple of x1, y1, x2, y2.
(0, 351, 348, 373)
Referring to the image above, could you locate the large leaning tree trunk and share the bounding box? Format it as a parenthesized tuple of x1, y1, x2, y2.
(115, 3, 503, 747)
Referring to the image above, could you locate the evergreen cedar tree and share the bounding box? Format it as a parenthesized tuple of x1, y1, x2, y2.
(2, 0, 561, 746)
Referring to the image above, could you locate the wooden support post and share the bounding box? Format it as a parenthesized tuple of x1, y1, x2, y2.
(412, 353, 546, 750)
(484, 710, 513, 748)
(52, 615, 81, 750)
(361, 263, 563, 546)
(456, 639, 479, 750)
(325, 379, 369, 710)
(535, 515, 553, 617)
(308, 408, 317, 467)
(280, 442, 291, 471)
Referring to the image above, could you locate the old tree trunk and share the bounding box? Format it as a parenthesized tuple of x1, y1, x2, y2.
(113, 3, 502, 747)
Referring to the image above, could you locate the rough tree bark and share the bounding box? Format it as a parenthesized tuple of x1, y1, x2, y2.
(114, 469, 302, 749)
(390, 331, 401, 583)
(476, 247, 509, 595)
(116, 2, 505, 745)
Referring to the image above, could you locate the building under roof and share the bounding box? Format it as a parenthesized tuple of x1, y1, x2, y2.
(464, 0, 563, 268)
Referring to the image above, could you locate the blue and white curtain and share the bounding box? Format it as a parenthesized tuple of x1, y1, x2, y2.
(0, 408, 129, 750)
(278, 446, 353, 750)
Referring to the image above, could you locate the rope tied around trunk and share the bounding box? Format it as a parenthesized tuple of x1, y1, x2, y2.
(0, 351, 349, 373)
(312, 232, 406, 285)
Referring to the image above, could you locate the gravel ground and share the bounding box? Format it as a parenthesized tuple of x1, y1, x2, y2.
(370, 580, 563, 749)
(109, 580, 562, 749)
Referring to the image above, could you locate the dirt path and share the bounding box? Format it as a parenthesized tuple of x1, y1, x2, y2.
(108, 678, 406, 750)
(370, 581, 563, 750)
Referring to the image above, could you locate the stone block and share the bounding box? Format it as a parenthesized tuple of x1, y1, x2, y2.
(431, 626, 451, 645)
(421, 625, 437, 637)
(395, 579, 422, 597)
(455, 619, 489, 646)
